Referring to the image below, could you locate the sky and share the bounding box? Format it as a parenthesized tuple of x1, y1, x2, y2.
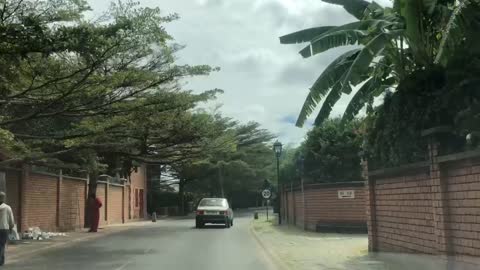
(88, 0, 390, 145)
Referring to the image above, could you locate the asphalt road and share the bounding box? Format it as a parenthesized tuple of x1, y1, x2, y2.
(4, 210, 274, 270)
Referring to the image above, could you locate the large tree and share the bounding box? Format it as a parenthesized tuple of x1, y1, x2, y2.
(0, 0, 221, 169)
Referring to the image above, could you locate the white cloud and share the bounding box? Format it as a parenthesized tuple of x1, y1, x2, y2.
(88, 0, 365, 145)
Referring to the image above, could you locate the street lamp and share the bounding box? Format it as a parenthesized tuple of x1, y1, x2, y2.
(273, 140, 282, 224)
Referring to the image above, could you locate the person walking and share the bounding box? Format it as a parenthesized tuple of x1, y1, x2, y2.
(88, 194, 102, 232)
(0, 192, 14, 266)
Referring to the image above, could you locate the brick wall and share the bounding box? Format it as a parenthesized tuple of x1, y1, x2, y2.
(5, 170, 20, 226)
(282, 182, 366, 230)
(23, 173, 58, 231)
(444, 159, 480, 256)
(371, 169, 436, 254)
(305, 186, 366, 230)
(3, 165, 144, 232)
(108, 185, 123, 224)
(59, 177, 85, 231)
(367, 144, 480, 257)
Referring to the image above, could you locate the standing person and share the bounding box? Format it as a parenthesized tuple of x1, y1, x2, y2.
(0, 192, 14, 266)
(88, 194, 102, 232)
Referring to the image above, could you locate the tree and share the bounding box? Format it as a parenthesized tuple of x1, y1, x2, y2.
(0, 0, 217, 168)
(280, 0, 480, 127)
(301, 118, 362, 183)
(170, 116, 276, 213)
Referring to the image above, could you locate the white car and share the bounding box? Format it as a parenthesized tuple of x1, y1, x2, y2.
(195, 198, 234, 228)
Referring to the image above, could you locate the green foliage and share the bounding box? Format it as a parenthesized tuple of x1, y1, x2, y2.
(171, 117, 276, 210)
(302, 119, 362, 182)
(0, 0, 220, 174)
(282, 0, 480, 128)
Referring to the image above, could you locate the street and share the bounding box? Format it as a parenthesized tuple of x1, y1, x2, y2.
(4, 211, 274, 270)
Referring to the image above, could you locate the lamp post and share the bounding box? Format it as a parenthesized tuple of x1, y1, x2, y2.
(273, 140, 282, 224)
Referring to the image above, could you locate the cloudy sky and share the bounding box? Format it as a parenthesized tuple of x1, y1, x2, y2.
(89, 0, 390, 145)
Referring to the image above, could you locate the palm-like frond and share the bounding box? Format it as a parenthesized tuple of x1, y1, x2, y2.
(313, 78, 348, 126)
(322, 0, 370, 20)
(295, 49, 361, 127)
(279, 27, 335, 44)
(339, 31, 401, 94)
(299, 20, 394, 58)
(341, 77, 395, 123)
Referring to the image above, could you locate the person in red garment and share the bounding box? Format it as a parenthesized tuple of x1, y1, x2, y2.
(89, 194, 102, 232)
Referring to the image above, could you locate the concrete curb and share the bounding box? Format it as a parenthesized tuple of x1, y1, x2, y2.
(249, 222, 291, 270)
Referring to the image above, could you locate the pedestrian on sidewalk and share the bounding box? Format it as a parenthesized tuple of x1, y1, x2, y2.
(0, 192, 14, 266)
(88, 194, 102, 233)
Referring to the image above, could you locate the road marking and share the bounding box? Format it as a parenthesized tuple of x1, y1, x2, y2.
(114, 261, 132, 270)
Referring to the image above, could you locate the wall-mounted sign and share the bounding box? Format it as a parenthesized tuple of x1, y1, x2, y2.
(338, 190, 355, 199)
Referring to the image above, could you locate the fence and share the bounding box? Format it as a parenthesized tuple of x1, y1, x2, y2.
(365, 129, 480, 259)
(281, 182, 366, 232)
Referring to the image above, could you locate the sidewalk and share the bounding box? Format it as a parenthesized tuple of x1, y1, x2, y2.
(7, 220, 155, 264)
(251, 216, 368, 270)
(251, 216, 480, 270)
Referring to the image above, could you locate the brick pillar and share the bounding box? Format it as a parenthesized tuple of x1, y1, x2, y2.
(292, 182, 296, 226)
(428, 140, 451, 254)
(121, 183, 125, 224)
(302, 179, 307, 230)
(56, 170, 63, 229)
(363, 158, 378, 252)
(283, 185, 289, 224)
(105, 180, 109, 225)
(19, 164, 30, 232)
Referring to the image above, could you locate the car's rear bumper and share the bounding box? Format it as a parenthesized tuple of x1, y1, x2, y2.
(196, 215, 229, 224)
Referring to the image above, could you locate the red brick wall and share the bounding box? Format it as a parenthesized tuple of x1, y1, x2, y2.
(368, 152, 480, 257)
(108, 185, 123, 224)
(125, 186, 130, 220)
(6, 170, 20, 226)
(444, 159, 480, 256)
(283, 183, 366, 230)
(59, 177, 85, 231)
(287, 191, 294, 224)
(373, 171, 436, 254)
(305, 186, 366, 230)
(23, 173, 58, 231)
(294, 190, 304, 228)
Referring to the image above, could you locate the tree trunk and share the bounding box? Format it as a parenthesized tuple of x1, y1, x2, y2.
(178, 180, 185, 216)
(85, 169, 98, 228)
(218, 165, 224, 197)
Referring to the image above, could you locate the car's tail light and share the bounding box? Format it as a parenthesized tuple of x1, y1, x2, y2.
(196, 210, 204, 215)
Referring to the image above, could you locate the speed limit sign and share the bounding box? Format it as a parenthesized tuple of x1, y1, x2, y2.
(262, 189, 271, 199)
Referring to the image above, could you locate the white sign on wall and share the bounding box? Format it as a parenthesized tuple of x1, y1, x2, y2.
(338, 190, 355, 199)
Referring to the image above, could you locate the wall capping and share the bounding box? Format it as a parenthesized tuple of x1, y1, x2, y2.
(30, 170, 59, 179)
(290, 181, 365, 191)
(437, 149, 480, 163)
(109, 183, 124, 187)
(63, 176, 88, 182)
(368, 161, 430, 179)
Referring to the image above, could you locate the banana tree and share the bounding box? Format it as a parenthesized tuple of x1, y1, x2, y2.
(281, 0, 480, 127)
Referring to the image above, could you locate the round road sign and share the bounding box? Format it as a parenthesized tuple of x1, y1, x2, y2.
(262, 189, 271, 199)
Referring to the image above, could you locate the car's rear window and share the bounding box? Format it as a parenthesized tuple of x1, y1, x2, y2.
(198, 199, 226, 207)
